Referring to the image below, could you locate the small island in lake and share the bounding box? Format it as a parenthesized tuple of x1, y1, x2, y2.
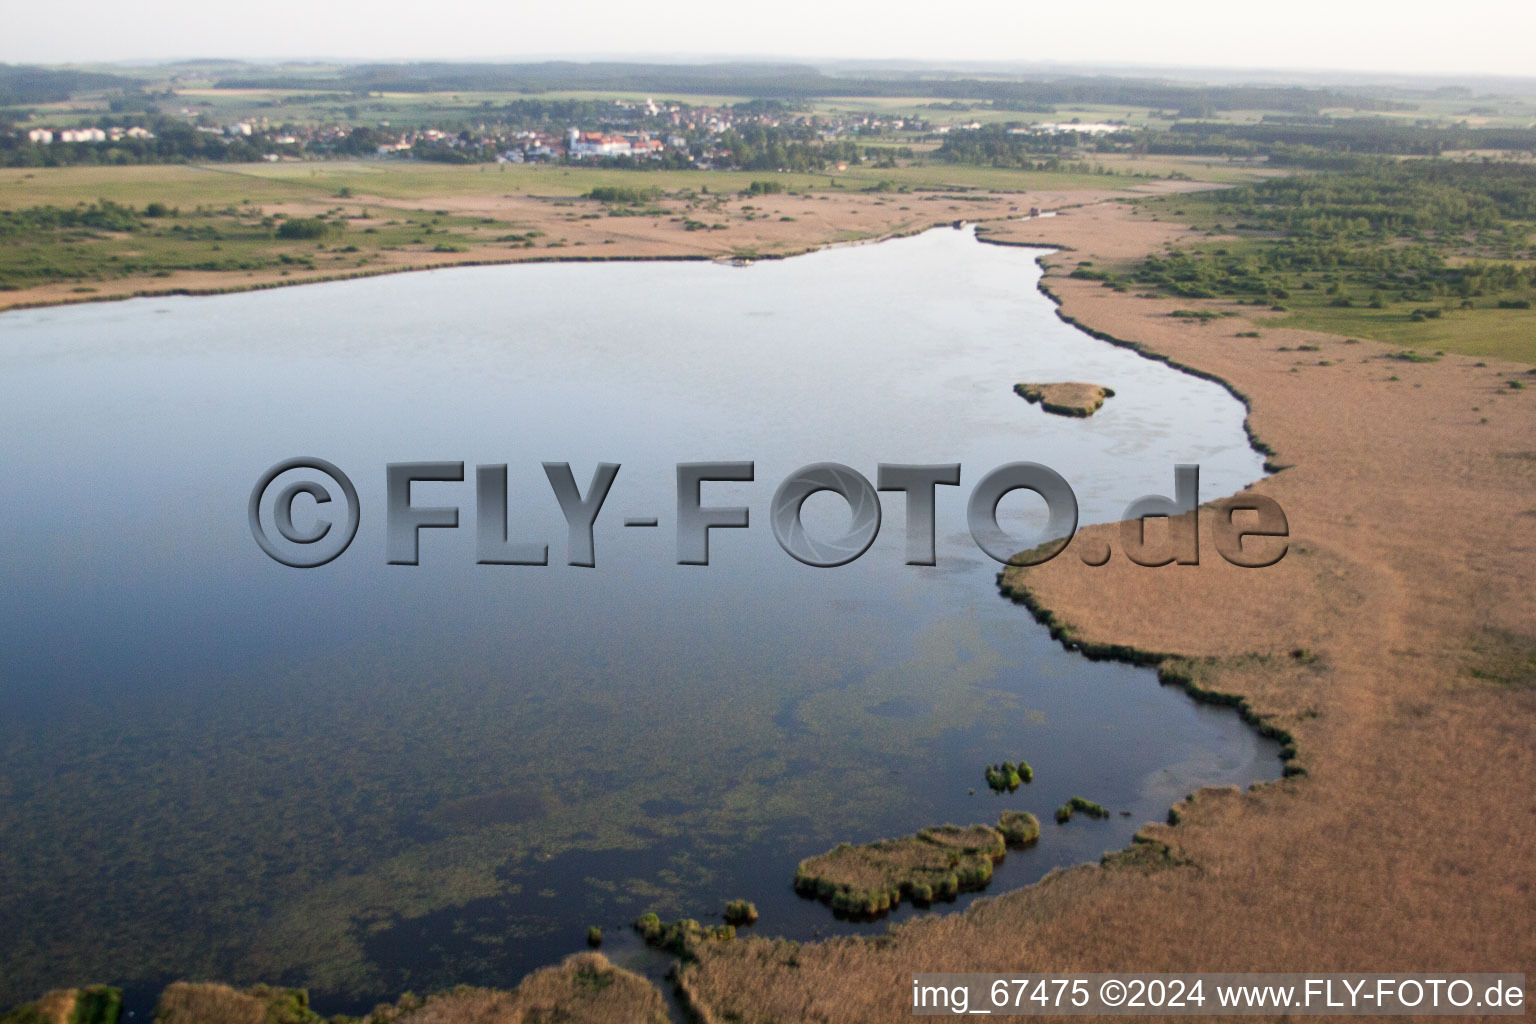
(793, 813, 1040, 916)
(984, 760, 1034, 791)
(723, 899, 759, 926)
(1055, 796, 1112, 823)
(1014, 381, 1116, 417)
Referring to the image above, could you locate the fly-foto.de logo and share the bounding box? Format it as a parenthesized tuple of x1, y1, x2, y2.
(248, 459, 1288, 570)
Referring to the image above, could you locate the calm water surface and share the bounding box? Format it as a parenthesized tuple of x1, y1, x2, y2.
(0, 228, 1278, 1012)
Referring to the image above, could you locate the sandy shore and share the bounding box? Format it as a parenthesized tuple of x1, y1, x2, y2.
(674, 201, 1536, 1020)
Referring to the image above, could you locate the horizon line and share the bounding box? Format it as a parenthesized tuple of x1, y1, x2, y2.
(9, 54, 1536, 89)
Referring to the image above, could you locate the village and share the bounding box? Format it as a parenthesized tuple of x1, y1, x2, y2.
(25, 124, 155, 143)
(11, 93, 1128, 168)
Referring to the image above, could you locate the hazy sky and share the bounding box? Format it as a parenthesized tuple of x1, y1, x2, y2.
(4, 0, 1534, 79)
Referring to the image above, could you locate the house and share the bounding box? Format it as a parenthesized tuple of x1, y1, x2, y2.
(27, 129, 52, 144)
(568, 130, 634, 158)
(1030, 122, 1125, 136)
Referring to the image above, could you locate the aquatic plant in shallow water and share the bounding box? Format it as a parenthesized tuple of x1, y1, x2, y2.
(1055, 796, 1111, 823)
(996, 809, 1040, 846)
(632, 914, 735, 956)
(793, 824, 1007, 917)
(723, 899, 759, 926)
(984, 760, 1033, 791)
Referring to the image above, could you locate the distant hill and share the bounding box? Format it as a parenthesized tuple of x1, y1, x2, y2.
(0, 63, 130, 105)
(209, 60, 1410, 114)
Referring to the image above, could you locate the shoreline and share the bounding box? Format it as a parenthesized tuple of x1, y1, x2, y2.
(0, 218, 964, 315)
(977, 226, 1285, 472)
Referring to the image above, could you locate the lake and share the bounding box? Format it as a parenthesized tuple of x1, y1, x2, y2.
(0, 226, 1278, 1012)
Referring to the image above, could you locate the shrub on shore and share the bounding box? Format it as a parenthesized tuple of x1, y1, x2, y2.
(275, 217, 339, 240)
(584, 185, 662, 205)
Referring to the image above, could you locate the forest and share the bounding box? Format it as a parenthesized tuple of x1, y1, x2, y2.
(1125, 160, 1536, 313)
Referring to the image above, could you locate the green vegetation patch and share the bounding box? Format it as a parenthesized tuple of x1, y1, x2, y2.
(67, 988, 122, 1024)
(1132, 160, 1536, 363)
(722, 899, 759, 925)
(0, 987, 122, 1024)
(631, 913, 735, 957)
(274, 217, 341, 240)
(1054, 796, 1111, 824)
(983, 759, 1033, 791)
(0, 193, 498, 291)
(995, 809, 1041, 846)
(153, 982, 322, 1024)
(583, 185, 663, 205)
(1461, 628, 1536, 689)
(793, 823, 1006, 915)
(1101, 836, 1189, 872)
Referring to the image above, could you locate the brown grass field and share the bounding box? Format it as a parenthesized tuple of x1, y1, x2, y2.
(148, 954, 666, 1024)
